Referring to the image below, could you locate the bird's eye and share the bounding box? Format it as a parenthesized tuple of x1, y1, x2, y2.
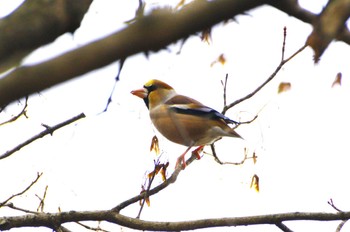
(144, 84, 157, 92)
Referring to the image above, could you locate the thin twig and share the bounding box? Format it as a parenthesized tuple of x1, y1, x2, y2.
(209, 144, 256, 165)
(328, 198, 348, 231)
(281, 26, 287, 61)
(0, 172, 43, 208)
(0, 113, 86, 160)
(221, 73, 229, 107)
(222, 29, 307, 114)
(234, 114, 258, 127)
(328, 199, 343, 212)
(102, 58, 125, 113)
(275, 222, 294, 232)
(36, 185, 48, 212)
(0, 96, 29, 126)
(76, 222, 110, 232)
(4, 203, 39, 215)
(137, 161, 158, 219)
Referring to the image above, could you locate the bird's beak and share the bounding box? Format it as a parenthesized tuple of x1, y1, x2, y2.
(131, 88, 148, 99)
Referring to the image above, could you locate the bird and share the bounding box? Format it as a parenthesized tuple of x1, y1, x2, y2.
(131, 79, 242, 169)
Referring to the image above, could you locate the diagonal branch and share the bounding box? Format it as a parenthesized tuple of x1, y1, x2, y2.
(113, 153, 198, 213)
(0, 172, 42, 208)
(0, 0, 92, 72)
(0, 113, 85, 160)
(222, 42, 307, 114)
(0, 97, 28, 126)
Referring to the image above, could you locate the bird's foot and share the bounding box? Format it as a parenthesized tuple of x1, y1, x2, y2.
(176, 154, 187, 170)
(175, 146, 204, 170)
(192, 146, 204, 160)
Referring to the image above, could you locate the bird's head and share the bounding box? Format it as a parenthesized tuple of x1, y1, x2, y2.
(131, 79, 175, 109)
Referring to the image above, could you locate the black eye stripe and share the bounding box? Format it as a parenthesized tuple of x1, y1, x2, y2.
(144, 84, 157, 92)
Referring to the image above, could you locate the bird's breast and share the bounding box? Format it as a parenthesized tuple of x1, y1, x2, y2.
(149, 105, 227, 147)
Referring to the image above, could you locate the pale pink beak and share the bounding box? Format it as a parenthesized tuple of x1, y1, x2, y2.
(131, 88, 148, 99)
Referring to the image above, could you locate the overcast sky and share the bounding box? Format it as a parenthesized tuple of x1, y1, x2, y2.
(0, 1, 350, 231)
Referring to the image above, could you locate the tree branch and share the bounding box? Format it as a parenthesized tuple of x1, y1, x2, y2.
(0, 172, 42, 208)
(222, 42, 307, 113)
(0, 0, 266, 107)
(0, 97, 28, 126)
(0, 0, 349, 108)
(0, 113, 85, 160)
(0, 0, 92, 72)
(269, 0, 350, 45)
(1, 209, 350, 231)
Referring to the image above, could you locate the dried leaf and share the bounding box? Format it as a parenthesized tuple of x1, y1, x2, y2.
(160, 162, 169, 182)
(139, 186, 150, 207)
(211, 54, 226, 67)
(332, 72, 342, 87)
(150, 135, 160, 155)
(278, 82, 291, 94)
(217, 54, 226, 65)
(252, 152, 257, 164)
(147, 165, 161, 179)
(201, 27, 212, 44)
(250, 174, 259, 192)
(145, 196, 150, 207)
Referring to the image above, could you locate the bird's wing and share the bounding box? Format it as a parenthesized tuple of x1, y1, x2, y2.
(165, 95, 238, 124)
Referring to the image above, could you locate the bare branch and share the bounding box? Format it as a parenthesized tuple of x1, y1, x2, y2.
(0, 172, 42, 208)
(222, 37, 307, 114)
(101, 58, 125, 113)
(2, 209, 350, 231)
(208, 144, 256, 165)
(0, 113, 85, 160)
(269, 0, 350, 45)
(36, 185, 49, 212)
(0, 0, 349, 108)
(275, 222, 294, 232)
(0, 0, 92, 72)
(328, 198, 348, 231)
(4, 203, 39, 215)
(0, 97, 28, 126)
(76, 222, 110, 232)
(137, 161, 158, 219)
(0, 0, 270, 107)
(221, 73, 228, 108)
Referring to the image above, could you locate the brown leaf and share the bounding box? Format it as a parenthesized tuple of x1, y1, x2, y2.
(150, 135, 160, 155)
(210, 54, 226, 67)
(140, 186, 150, 207)
(201, 27, 212, 44)
(145, 196, 150, 207)
(252, 152, 257, 164)
(160, 162, 169, 182)
(332, 72, 342, 87)
(250, 174, 259, 192)
(147, 165, 161, 179)
(278, 82, 291, 94)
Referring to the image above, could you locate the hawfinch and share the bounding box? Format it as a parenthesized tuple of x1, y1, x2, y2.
(131, 79, 242, 168)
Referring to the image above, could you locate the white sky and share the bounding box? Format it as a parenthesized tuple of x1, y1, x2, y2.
(0, 0, 350, 231)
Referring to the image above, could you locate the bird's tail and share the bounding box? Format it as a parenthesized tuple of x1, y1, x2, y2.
(229, 128, 243, 139)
